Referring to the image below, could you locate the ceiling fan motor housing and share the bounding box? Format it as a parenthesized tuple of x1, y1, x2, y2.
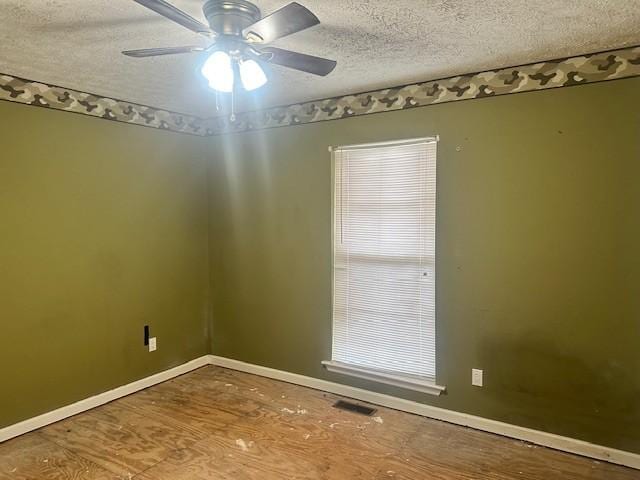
(203, 0, 261, 37)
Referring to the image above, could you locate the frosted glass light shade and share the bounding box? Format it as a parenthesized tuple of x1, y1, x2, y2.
(239, 59, 267, 91)
(201, 51, 234, 92)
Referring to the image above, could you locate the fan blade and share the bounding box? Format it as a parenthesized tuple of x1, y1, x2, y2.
(133, 0, 212, 35)
(123, 46, 204, 57)
(260, 47, 336, 76)
(243, 2, 319, 44)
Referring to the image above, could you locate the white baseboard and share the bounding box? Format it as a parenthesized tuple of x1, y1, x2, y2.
(0, 355, 210, 443)
(208, 355, 640, 470)
(2, 354, 638, 471)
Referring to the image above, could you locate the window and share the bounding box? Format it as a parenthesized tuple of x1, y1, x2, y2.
(323, 137, 444, 395)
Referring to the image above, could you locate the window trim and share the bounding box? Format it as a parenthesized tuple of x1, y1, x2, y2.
(322, 360, 446, 396)
(328, 136, 439, 152)
(325, 137, 445, 396)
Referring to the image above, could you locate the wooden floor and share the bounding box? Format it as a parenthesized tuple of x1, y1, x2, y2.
(0, 366, 638, 479)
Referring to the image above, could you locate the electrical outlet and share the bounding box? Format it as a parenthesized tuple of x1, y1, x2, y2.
(472, 368, 483, 387)
(148, 337, 157, 352)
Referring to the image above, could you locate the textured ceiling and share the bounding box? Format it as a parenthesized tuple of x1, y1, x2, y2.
(1, 0, 639, 117)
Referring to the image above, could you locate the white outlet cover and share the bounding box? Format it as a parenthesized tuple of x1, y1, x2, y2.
(149, 337, 157, 352)
(472, 368, 483, 387)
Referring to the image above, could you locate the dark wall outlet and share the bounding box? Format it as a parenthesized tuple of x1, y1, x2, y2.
(144, 325, 150, 346)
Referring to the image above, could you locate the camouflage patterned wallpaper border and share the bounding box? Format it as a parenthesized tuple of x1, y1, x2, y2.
(1, 46, 639, 137)
(205, 45, 640, 136)
(0, 74, 209, 136)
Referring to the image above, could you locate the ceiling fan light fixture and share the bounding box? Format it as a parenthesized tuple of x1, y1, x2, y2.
(239, 58, 267, 91)
(201, 50, 234, 92)
(126, 1, 337, 94)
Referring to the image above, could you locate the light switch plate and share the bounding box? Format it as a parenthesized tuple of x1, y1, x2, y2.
(149, 337, 157, 352)
(472, 368, 483, 387)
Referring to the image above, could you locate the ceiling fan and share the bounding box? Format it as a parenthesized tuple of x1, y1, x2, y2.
(122, 0, 337, 93)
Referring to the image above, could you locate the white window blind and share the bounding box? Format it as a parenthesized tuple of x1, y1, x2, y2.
(330, 137, 437, 382)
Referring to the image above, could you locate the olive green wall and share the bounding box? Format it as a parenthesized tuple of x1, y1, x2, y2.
(2, 75, 638, 453)
(207, 77, 640, 453)
(0, 101, 210, 427)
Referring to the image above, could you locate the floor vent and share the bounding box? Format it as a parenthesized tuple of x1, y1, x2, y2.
(333, 400, 377, 416)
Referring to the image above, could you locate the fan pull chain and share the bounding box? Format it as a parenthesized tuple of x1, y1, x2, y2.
(230, 83, 236, 123)
(231, 81, 236, 122)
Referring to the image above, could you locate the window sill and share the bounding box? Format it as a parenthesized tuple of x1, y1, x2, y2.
(321, 361, 446, 396)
